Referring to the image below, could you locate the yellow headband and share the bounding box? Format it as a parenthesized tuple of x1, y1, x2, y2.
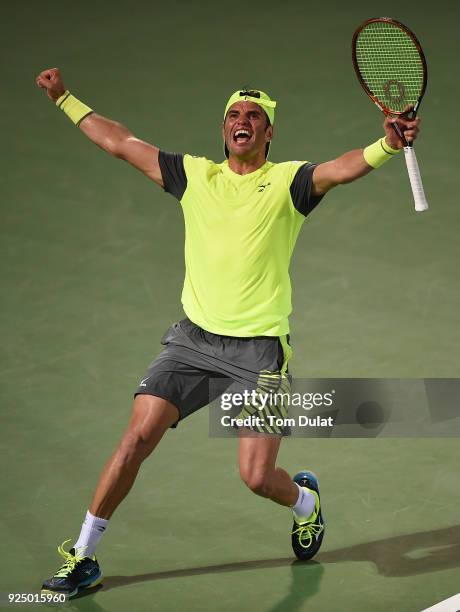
(224, 89, 277, 125)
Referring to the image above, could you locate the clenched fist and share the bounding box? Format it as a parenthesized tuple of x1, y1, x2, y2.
(36, 68, 66, 102)
(383, 105, 421, 150)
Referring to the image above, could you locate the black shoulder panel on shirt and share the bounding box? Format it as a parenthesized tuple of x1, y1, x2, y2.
(290, 162, 325, 217)
(158, 151, 187, 201)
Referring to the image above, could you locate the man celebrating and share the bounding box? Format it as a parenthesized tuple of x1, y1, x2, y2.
(36, 68, 420, 598)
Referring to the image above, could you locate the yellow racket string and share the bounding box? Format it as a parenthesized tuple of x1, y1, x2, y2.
(355, 21, 424, 113)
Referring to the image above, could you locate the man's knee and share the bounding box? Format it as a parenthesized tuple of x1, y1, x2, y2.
(117, 429, 154, 464)
(117, 395, 178, 464)
(240, 466, 273, 498)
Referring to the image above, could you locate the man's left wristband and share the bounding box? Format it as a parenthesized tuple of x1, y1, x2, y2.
(56, 90, 93, 126)
(363, 137, 400, 169)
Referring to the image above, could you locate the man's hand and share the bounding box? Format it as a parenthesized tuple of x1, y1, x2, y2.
(36, 68, 66, 102)
(383, 106, 421, 150)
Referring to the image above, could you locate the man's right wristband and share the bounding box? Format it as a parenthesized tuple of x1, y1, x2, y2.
(56, 90, 93, 126)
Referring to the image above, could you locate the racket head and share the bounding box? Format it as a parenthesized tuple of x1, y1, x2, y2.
(352, 17, 428, 116)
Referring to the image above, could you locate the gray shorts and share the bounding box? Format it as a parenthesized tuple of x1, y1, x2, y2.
(135, 318, 292, 432)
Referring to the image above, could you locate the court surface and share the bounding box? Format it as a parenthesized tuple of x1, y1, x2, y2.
(1, 0, 459, 610)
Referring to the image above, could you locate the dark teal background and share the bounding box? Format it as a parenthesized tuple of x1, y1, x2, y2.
(1, 1, 459, 610)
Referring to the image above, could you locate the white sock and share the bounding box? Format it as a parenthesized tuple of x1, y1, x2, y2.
(73, 510, 109, 558)
(292, 483, 316, 522)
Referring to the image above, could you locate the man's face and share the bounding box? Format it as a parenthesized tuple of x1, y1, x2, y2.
(222, 101, 273, 160)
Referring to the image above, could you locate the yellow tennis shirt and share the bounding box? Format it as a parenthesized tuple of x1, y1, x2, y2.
(158, 152, 324, 337)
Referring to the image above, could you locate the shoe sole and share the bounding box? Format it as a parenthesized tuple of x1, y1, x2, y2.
(41, 572, 103, 599)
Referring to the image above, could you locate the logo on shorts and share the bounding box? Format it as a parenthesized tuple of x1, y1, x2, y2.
(140, 376, 151, 387)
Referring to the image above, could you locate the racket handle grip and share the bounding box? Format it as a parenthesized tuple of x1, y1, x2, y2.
(403, 146, 429, 212)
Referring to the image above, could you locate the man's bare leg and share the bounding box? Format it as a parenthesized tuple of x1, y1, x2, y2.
(89, 394, 179, 519)
(238, 429, 325, 562)
(42, 395, 180, 594)
(238, 431, 297, 506)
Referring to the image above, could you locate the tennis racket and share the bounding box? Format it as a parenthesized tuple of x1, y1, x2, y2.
(352, 17, 428, 212)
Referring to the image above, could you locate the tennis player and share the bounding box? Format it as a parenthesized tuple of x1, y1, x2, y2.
(36, 67, 420, 598)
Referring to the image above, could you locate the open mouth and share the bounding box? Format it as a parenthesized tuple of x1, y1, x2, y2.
(233, 129, 252, 143)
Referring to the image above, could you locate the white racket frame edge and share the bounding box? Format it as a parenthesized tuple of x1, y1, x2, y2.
(403, 145, 429, 212)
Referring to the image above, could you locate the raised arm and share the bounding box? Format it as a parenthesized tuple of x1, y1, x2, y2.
(36, 68, 163, 187)
(311, 112, 421, 196)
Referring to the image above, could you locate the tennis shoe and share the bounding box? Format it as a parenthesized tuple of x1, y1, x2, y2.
(291, 471, 325, 561)
(41, 540, 103, 598)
